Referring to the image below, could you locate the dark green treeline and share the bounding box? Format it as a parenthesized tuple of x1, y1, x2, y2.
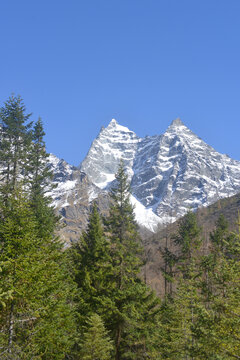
(0, 96, 240, 359)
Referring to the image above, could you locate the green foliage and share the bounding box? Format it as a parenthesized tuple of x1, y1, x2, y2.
(104, 160, 160, 360)
(70, 202, 113, 331)
(71, 161, 160, 359)
(173, 211, 202, 276)
(1, 95, 240, 359)
(0, 96, 58, 238)
(195, 215, 240, 359)
(158, 213, 240, 359)
(0, 95, 77, 359)
(80, 314, 113, 360)
(28, 117, 59, 239)
(0, 95, 32, 200)
(0, 191, 76, 359)
(106, 160, 143, 274)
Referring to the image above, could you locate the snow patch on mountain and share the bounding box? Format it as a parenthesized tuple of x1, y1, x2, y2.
(130, 195, 163, 232)
(50, 180, 77, 208)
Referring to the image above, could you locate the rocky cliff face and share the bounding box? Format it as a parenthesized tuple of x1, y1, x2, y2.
(79, 118, 240, 230)
(47, 154, 109, 243)
(48, 118, 240, 239)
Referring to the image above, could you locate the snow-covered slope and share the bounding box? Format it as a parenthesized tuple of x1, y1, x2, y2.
(80, 118, 240, 230)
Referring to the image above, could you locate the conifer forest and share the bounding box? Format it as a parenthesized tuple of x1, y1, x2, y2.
(0, 95, 240, 359)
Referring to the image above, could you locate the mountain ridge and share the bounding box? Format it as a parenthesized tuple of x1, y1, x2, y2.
(47, 118, 240, 239)
(80, 118, 240, 229)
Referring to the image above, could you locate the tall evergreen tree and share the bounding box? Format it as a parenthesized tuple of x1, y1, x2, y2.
(173, 211, 202, 279)
(27, 117, 58, 238)
(70, 202, 113, 331)
(160, 244, 177, 297)
(0, 96, 57, 238)
(28, 117, 52, 198)
(0, 95, 32, 202)
(105, 160, 160, 360)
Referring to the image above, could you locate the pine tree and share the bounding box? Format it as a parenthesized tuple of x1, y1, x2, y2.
(105, 160, 160, 360)
(0, 95, 32, 202)
(70, 202, 113, 331)
(160, 244, 177, 297)
(80, 314, 113, 360)
(27, 117, 58, 238)
(0, 97, 57, 238)
(173, 211, 202, 279)
(28, 118, 52, 197)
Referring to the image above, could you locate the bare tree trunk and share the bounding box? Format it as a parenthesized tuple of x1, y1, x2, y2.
(8, 302, 14, 354)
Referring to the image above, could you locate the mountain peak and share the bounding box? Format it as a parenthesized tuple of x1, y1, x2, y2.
(53, 116, 240, 237)
(106, 118, 134, 134)
(109, 118, 118, 126)
(170, 118, 184, 127)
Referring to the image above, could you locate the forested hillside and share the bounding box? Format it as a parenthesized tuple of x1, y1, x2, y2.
(0, 96, 239, 359)
(144, 191, 240, 295)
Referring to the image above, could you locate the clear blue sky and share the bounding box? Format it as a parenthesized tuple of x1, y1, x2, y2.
(0, 0, 239, 165)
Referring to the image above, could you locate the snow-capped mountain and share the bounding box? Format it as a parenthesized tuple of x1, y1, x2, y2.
(47, 118, 240, 237)
(79, 118, 240, 231)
